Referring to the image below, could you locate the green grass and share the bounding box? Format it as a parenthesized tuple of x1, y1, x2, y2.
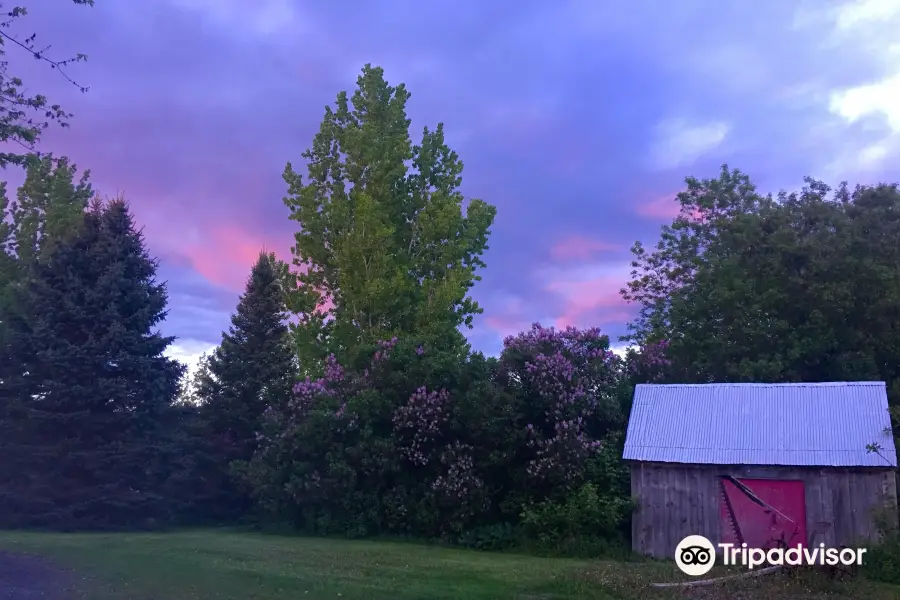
(0, 529, 898, 599)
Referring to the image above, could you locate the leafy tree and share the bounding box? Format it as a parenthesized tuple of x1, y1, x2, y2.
(198, 251, 295, 519)
(282, 64, 496, 372)
(0, 154, 91, 302)
(0, 180, 14, 324)
(175, 351, 211, 405)
(5, 155, 92, 262)
(0, 1, 93, 166)
(0, 196, 184, 529)
(621, 164, 765, 351)
(623, 166, 900, 397)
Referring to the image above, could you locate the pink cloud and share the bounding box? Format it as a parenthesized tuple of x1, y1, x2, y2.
(172, 224, 336, 316)
(545, 274, 634, 330)
(636, 193, 681, 219)
(636, 192, 702, 221)
(179, 225, 292, 292)
(550, 235, 619, 261)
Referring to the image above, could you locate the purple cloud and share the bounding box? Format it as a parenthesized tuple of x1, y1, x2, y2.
(13, 0, 899, 366)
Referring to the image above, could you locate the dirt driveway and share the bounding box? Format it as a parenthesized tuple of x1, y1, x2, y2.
(0, 552, 81, 599)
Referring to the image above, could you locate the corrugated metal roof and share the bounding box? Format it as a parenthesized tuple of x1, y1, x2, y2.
(622, 382, 897, 467)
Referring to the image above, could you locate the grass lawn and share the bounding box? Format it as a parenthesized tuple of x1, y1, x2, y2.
(0, 529, 898, 600)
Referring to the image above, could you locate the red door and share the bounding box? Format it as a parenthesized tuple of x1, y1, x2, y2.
(719, 478, 807, 549)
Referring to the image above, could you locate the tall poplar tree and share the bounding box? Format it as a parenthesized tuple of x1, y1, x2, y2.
(0, 156, 92, 328)
(282, 65, 496, 371)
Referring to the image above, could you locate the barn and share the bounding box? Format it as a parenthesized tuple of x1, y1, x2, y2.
(622, 382, 899, 558)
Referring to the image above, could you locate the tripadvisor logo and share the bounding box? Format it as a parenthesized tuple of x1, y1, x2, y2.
(674, 535, 867, 577)
(675, 535, 716, 576)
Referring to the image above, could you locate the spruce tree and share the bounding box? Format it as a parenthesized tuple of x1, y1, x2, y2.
(198, 251, 295, 519)
(0, 197, 184, 529)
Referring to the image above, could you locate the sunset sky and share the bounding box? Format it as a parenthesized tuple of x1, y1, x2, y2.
(17, 0, 899, 369)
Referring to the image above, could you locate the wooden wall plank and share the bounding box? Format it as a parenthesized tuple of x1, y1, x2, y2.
(626, 461, 898, 558)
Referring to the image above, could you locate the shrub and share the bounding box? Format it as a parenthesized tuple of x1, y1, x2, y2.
(865, 534, 900, 584)
(456, 523, 521, 551)
(241, 325, 638, 554)
(520, 482, 633, 556)
(864, 507, 900, 584)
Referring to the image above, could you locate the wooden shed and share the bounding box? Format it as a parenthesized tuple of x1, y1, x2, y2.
(622, 382, 898, 558)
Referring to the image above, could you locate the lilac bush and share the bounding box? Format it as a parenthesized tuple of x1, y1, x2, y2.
(430, 441, 488, 529)
(373, 336, 399, 363)
(244, 326, 634, 546)
(625, 339, 672, 383)
(393, 385, 450, 466)
(431, 441, 484, 501)
(502, 323, 620, 489)
(284, 353, 356, 426)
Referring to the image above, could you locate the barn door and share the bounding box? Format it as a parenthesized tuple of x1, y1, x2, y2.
(719, 477, 808, 549)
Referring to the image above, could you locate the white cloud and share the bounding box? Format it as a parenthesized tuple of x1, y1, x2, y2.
(827, 0, 900, 132)
(165, 338, 216, 378)
(834, 0, 900, 29)
(609, 344, 634, 358)
(829, 73, 900, 131)
(802, 0, 900, 174)
(649, 118, 730, 170)
(630, 0, 900, 181)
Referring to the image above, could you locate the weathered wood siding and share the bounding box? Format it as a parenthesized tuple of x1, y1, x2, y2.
(630, 462, 898, 558)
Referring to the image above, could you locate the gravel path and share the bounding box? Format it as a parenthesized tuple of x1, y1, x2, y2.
(0, 552, 80, 599)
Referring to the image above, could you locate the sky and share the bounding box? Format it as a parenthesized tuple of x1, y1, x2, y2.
(12, 0, 900, 370)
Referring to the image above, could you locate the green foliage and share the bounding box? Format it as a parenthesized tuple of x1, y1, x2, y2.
(518, 433, 633, 556)
(623, 167, 900, 398)
(0, 196, 184, 529)
(241, 337, 490, 538)
(864, 511, 900, 585)
(865, 541, 900, 586)
(282, 64, 496, 372)
(9, 155, 93, 262)
(520, 482, 632, 557)
(0, 2, 93, 167)
(0, 156, 92, 337)
(455, 522, 521, 551)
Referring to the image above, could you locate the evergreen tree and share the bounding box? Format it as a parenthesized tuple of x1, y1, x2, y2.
(0, 197, 184, 529)
(198, 251, 295, 519)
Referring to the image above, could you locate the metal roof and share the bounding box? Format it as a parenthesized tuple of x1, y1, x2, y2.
(622, 382, 897, 467)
